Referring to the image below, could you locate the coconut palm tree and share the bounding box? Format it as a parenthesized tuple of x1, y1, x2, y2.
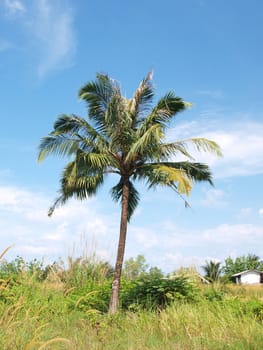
(202, 260, 222, 282)
(38, 72, 221, 313)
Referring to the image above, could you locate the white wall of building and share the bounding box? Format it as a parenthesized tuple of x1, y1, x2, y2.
(240, 271, 261, 284)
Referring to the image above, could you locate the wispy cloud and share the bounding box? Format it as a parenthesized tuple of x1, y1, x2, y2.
(196, 89, 224, 99)
(259, 209, 263, 218)
(32, 0, 76, 78)
(2, 0, 76, 77)
(200, 188, 227, 207)
(4, 0, 26, 16)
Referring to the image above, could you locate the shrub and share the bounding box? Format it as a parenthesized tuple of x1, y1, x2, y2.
(121, 276, 198, 310)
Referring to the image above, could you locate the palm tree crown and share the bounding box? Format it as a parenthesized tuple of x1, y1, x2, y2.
(38, 72, 222, 313)
(202, 260, 222, 282)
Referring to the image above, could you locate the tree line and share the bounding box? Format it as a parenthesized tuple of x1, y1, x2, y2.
(203, 254, 263, 283)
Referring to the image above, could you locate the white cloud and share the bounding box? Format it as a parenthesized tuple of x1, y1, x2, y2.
(160, 253, 197, 272)
(32, 0, 76, 78)
(0, 185, 116, 263)
(131, 227, 159, 249)
(4, 0, 26, 16)
(259, 209, 263, 217)
(126, 220, 263, 272)
(162, 254, 220, 274)
(202, 223, 263, 243)
(1, 183, 263, 273)
(2, 0, 76, 77)
(200, 188, 227, 207)
(169, 119, 263, 178)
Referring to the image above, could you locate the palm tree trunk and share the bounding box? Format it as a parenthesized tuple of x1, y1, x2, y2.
(109, 176, 129, 314)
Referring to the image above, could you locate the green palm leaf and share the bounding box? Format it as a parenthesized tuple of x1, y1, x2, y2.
(38, 134, 80, 161)
(126, 124, 164, 162)
(149, 161, 214, 185)
(134, 163, 192, 195)
(129, 71, 154, 122)
(187, 138, 222, 157)
(137, 92, 187, 136)
(79, 73, 118, 131)
(111, 179, 140, 221)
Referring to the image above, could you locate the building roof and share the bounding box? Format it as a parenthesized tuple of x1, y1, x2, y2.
(232, 270, 263, 277)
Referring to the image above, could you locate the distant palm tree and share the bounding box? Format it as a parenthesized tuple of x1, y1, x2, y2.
(202, 260, 222, 282)
(38, 72, 221, 313)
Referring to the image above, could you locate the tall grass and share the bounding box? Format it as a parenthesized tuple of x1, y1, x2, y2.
(1, 249, 263, 349)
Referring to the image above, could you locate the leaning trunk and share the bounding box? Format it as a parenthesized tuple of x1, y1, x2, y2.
(109, 176, 130, 314)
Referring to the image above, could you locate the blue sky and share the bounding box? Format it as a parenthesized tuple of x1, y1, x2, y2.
(1, 0, 263, 272)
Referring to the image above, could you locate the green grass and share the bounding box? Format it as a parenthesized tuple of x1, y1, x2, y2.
(2, 298, 263, 349)
(1, 257, 263, 349)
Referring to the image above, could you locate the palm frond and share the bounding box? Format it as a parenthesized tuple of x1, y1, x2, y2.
(158, 142, 196, 160)
(137, 92, 187, 136)
(38, 114, 111, 162)
(159, 165, 193, 195)
(111, 179, 140, 221)
(148, 161, 214, 185)
(47, 157, 106, 217)
(129, 71, 154, 123)
(48, 195, 67, 217)
(156, 138, 222, 163)
(152, 92, 187, 124)
(105, 93, 134, 151)
(134, 163, 192, 195)
(38, 134, 80, 162)
(53, 114, 108, 145)
(48, 172, 104, 216)
(126, 124, 164, 162)
(53, 114, 89, 134)
(79, 73, 119, 131)
(76, 150, 115, 170)
(184, 138, 222, 157)
(62, 157, 104, 188)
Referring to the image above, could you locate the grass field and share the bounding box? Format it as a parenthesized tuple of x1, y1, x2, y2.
(1, 255, 263, 349)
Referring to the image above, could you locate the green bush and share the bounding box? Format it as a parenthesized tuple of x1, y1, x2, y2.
(121, 276, 198, 310)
